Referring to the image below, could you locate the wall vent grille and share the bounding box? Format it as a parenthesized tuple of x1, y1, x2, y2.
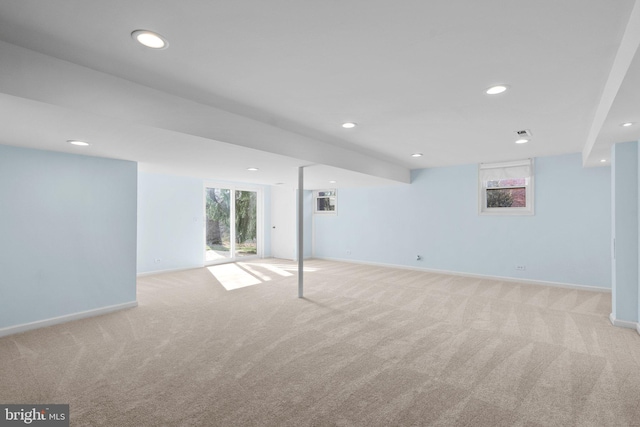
(515, 129, 532, 137)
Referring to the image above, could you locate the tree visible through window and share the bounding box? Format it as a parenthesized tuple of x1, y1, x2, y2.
(206, 188, 231, 259)
(234, 190, 257, 256)
(486, 178, 526, 208)
(314, 190, 337, 213)
(479, 160, 534, 215)
(205, 187, 257, 261)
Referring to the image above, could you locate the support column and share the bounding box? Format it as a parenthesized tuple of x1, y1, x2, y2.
(611, 141, 639, 328)
(298, 166, 304, 298)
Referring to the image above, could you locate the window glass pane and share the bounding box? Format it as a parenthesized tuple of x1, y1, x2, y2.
(206, 188, 231, 261)
(317, 190, 336, 197)
(486, 187, 526, 208)
(317, 197, 336, 211)
(479, 159, 533, 215)
(235, 190, 257, 257)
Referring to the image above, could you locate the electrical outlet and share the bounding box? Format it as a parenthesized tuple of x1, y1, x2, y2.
(346, 250, 352, 255)
(154, 258, 161, 264)
(515, 265, 526, 271)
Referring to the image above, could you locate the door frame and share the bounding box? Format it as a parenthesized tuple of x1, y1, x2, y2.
(203, 182, 263, 265)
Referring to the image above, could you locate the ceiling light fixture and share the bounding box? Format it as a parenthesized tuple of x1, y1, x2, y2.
(600, 159, 607, 163)
(342, 122, 357, 129)
(68, 140, 89, 146)
(621, 122, 635, 127)
(247, 167, 258, 171)
(515, 138, 529, 144)
(485, 84, 509, 95)
(329, 180, 337, 184)
(131, 30, 168, 49)
(411, 153, 423, 157)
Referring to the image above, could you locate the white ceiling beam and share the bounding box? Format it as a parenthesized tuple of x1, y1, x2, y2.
(582, 0, 640, 165)
(0, 40, 409, 184)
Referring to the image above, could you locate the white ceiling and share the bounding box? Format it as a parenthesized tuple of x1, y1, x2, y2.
(0, 0, 639, 188)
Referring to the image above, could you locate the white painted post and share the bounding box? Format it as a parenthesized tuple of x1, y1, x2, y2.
(298, 166, 304, 298)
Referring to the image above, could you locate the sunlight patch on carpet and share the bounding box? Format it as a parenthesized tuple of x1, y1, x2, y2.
(257, 263, 318, 276)
(207, 264, 261, 290)
(237, 263, 272, 281)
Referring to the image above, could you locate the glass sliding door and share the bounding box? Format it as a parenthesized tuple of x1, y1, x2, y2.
(205, 188, 231, 262)
(235, 190, 257, 257)
(205, 186, 260, 264)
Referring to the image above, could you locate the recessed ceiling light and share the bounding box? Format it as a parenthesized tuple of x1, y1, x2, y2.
(342, 122, 357, 129)
(485, 84, 509, 95)
(621, 122, 635, 127)
(411, 153, 423, 157)
(131, 30, 168, 49)
(329, 180, 337, 184)
(600, 159, 607, 163)
(68, 140, 89, 146)
(247, 167, 258, 171)
(515, 138, 529, 144)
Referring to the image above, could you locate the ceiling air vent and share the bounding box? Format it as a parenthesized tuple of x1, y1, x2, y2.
(515, 129, 532, 137)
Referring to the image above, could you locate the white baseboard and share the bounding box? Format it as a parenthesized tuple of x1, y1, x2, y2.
(609, 312, 640, 329)
(313, 257, 611, 292)
(0, 301, 138, 338)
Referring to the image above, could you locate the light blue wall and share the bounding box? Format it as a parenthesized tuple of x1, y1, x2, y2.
(137, 173, 204, 274)
(611, 142, 639, 323)
(0, 145, 137, 329)
(137, 172, 272, 274)
(314, 153, 611, 288)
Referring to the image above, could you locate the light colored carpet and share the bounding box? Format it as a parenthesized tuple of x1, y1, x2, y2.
(1, 259, 639, 426)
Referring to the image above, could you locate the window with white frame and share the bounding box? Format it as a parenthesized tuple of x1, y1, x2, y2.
(314, 190, 337, 214)
(479, 159, 534, 215)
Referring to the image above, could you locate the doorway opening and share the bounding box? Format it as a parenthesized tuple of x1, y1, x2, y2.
(205, 185, 261, 264)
